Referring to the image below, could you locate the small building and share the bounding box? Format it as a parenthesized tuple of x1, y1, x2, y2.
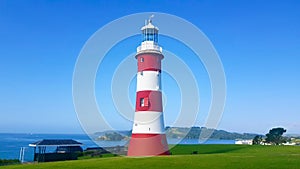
(29, 139, 83, 162)
(235, 139, 253, 145)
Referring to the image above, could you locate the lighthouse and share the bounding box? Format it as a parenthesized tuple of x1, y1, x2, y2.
(127, 17, 170, 156)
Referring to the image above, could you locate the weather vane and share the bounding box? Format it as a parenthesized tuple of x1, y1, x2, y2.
(146, 14, 154, 24)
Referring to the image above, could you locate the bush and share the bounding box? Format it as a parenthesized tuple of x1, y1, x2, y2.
(0, 159, 20, 166)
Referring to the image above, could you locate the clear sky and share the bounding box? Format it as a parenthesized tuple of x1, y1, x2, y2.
(0, 0, 299, 134)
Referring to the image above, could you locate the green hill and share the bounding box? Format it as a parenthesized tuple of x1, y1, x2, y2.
(93, 127, 260, 141)
(166, 126, 259, 139)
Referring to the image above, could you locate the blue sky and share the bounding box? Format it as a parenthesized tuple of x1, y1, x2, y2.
(0, 0, 299, 134)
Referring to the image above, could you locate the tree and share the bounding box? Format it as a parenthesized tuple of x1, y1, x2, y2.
(265, 127, 287, 145)
(252, 135, 263, 145)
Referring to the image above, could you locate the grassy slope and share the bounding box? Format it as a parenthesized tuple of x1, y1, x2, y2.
(3, 145, 300, 169)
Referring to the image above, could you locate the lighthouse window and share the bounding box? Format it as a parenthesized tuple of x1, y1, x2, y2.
(140, 57, 144, 62)
(140, 98, 145, 107)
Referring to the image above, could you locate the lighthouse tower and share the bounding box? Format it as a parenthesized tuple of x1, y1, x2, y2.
(127, 17, 170, 156)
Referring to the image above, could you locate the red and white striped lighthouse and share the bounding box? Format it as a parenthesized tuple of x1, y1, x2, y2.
(127, 17, 170, 156)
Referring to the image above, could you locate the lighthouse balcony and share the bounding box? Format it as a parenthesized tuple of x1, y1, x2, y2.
(137, 41, 162, 54)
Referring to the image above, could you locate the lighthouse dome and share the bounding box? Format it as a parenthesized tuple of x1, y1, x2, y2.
(141, 20, 159, 31)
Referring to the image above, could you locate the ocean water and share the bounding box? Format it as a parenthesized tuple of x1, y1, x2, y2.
(0, 133, 235, 161)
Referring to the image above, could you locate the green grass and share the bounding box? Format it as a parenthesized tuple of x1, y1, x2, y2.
(77, 153, 118, 160)
(2, 145, 300, 169)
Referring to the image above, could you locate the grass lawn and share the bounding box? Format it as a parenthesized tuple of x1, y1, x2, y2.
(2, 145, 300, 169)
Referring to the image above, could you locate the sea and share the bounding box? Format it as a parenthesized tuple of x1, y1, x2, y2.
(0, 133, 235, 161)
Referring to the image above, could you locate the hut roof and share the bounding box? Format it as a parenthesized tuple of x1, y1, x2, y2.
(29, 139, 82, 147)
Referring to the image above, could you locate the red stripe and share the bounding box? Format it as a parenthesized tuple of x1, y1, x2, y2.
(130, 133, 161, 138)
(136, 90, 162, 112)
(136, 53, 163, 72)
(128, 133, 170, 156)
(140, 68, 161, 72)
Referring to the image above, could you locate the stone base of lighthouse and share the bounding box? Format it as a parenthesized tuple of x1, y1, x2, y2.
(127, 134, 170, 156)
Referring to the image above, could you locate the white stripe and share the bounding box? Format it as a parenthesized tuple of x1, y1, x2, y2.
(132, 111, 165, 134)
(136, 71, 161, 92)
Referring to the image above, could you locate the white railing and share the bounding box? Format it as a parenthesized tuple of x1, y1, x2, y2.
(137, 41, 162, 53)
